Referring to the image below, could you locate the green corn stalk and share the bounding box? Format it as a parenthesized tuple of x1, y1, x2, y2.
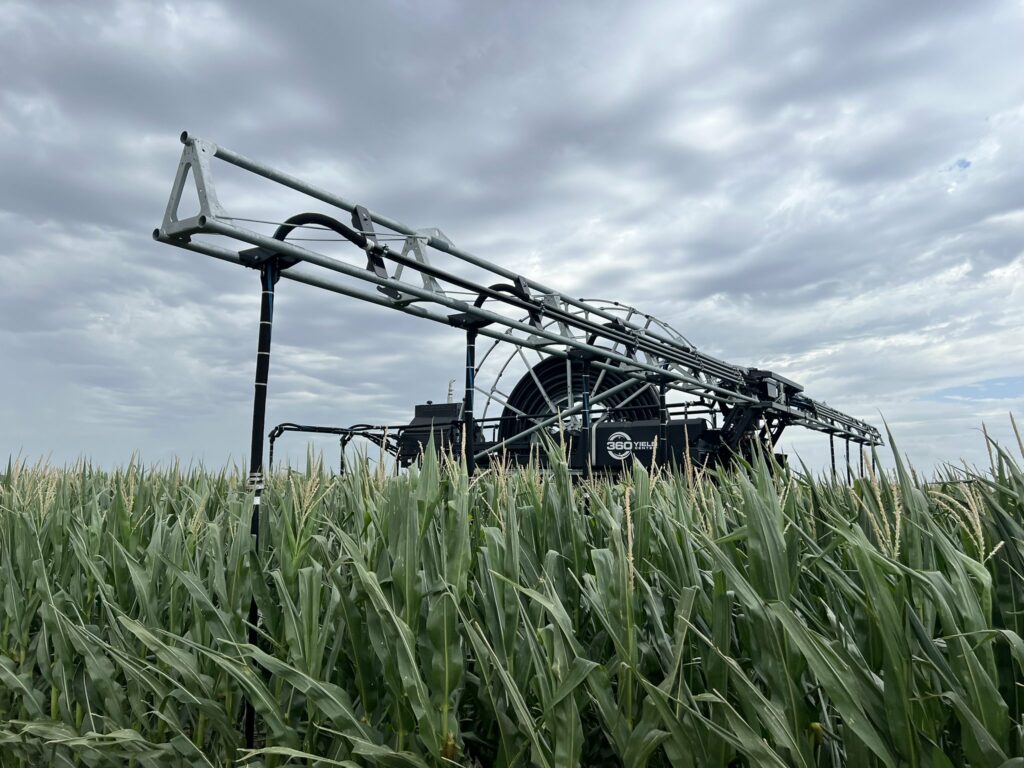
(2, 426, 1024, 766)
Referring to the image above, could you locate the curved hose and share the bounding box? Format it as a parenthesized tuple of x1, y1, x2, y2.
(273, 211, 366, 247)
(270, 212, 368, 269)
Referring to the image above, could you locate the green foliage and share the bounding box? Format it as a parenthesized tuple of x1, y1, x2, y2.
(0, 432, 1023, 767)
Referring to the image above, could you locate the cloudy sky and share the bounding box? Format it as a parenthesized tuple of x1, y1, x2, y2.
(2, 0, 1022, 473)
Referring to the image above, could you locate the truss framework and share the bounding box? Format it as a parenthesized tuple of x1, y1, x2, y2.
(155, 132, 881, 464)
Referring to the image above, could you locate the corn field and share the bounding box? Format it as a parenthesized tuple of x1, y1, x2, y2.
(1, 434, 1023, 767)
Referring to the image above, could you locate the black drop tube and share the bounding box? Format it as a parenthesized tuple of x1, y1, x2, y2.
(464, 329, 477, 475)
(244, 259, 276, 749)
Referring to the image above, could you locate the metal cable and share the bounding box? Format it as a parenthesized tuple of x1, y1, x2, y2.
(225, 216, 410, 240)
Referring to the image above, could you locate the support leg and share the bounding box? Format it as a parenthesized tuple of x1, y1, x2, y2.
(464, 329, 477, 476)
(658, 380, 668, 467)
(244, 260, 276, 749)
(579, 356, 592, 470)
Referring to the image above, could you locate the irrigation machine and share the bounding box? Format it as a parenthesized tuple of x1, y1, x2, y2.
(155, 132, 882, 746)
(155, 132, 880, 481)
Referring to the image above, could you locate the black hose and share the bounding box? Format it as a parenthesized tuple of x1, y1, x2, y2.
(271, 212, 367, 269)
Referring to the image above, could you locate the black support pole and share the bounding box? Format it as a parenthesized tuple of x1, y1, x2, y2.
(579, 355, 592, 470)
(658, 379, 668, 467)
(845, 438, 851, 485)
(830, 434, 836, 480)
(464, 329, 477, 476)
(244, 259, 276, 750)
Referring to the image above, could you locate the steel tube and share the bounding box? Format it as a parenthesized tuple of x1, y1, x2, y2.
(158, 234, 551, 351)
(197, 218, 755, 404)
(198, 134, 744, 371)
(373, 243, 745, 384)
(160, 139, 881, 444)
(156, 235, 773, 436)
(166, 227, 878, 443)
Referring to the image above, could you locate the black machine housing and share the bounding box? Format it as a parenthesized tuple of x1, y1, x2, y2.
(270, 364, 818, 474)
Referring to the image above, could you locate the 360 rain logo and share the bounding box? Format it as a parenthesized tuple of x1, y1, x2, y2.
(607, 431, 657, 461)
(607, 431, 634, 460)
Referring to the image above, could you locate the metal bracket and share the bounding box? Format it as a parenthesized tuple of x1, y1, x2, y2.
(391, 229, 448, 302)
(238, 246, 279, 269)
(352, 205, 387, 279)
(527, 294, 573, 345)
(353, 205, 401, 300)
(160, 137, 226, 237)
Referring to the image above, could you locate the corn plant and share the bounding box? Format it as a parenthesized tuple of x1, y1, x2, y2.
(0, 426, 1022, 767)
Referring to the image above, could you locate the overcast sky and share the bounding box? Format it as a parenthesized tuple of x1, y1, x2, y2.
(2, 0, 1022, 473)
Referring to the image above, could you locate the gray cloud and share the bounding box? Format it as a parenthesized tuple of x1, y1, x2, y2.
(1, 0, 1022, 471)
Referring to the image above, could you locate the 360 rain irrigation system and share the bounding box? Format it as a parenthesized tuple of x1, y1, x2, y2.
(154, 132, 881, 746)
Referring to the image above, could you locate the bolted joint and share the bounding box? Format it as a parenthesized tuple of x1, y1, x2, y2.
(447, 312, 492, 331)
(239, 246, 280, 268)
(567, 349, 598, 363)
(644, 371, 674, 386)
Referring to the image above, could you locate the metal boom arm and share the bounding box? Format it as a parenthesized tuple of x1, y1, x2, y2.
(154, 132, 881, 451)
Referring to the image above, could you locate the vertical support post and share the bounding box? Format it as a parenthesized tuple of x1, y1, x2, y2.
(830, 434, 836, 480)
(449, 314, 488, 474)
(845, 437, 851, 484)
(658, 378, 668, 467)
(683, 402, 692, 473)
(579, 354, 592, 470)
(464, 328, 477, 476)
(859, 445, 865, 476)
(339, 437, 346, 475)
(245, 259, 276, 750)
